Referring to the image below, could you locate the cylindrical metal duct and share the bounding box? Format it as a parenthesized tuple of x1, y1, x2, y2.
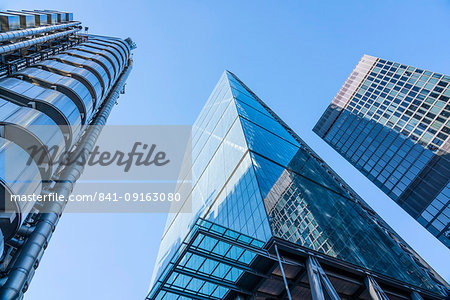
(0, 21, 80, 42)
(0, 28, 80, 55)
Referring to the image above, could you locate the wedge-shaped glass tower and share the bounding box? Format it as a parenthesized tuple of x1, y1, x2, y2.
(147, 71, 449, 300)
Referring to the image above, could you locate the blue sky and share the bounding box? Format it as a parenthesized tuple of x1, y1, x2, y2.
(2, 1, 449, 299)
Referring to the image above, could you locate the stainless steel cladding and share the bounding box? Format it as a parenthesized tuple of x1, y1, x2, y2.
(0, 14, 134, 294)
(0, 137, 42, 240)
(40, 10, 73, 23)
(87, 40, 126, 68)
(41, 10, 63, 23)
(34, 60, 103, 108)
(32, 11, 58, 25)
(79, 43, 124, 77)
(63, 49, 115, 87)
(0, 36, 130, 173)
(0, 31, 132, 246)
(15, 68, 95, 124)
(0, 96, 65, 181)
(0, 21, 80, 43)
(0, 28, 80, 55)
(0, 13, 20, 32)
(9, 11, 47, 26)
(0, 77, 82, 149)
(65, 12, 74, 22)
(74, 45, 120, 80)
(1, 12, 36, 29)
(92, 37, 131, 59)
(48, 54, 110, 100)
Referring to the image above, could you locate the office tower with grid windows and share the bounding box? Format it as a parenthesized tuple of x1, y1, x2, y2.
(0, 9, 135, 299)
(314, 55, 450, 249)
(147, 71, 449, 300)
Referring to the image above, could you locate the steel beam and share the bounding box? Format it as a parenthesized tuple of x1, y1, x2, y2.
(306, 256, 341, 300)
(365, 276, 390, 300)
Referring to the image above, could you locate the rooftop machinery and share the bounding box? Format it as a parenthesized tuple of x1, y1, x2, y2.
(0, 10, 135, 299)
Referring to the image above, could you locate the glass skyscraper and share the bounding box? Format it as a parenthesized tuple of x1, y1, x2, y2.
(314, 55, 450, 249)
(148, 71, 449, 300)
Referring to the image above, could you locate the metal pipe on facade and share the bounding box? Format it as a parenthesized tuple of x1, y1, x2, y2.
(0, 21, 81, 42)
(0, 63, 133, 300)
(306, 256, 340, 300)
(0, 28, 80, 55)
(365, 276, 390, 300)
(17, 225, 36, 238)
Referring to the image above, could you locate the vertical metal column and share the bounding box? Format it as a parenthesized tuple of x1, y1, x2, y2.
(274, 245, 293, 300)
(365, 276, 390, 300)
(306, 256, 341, 300)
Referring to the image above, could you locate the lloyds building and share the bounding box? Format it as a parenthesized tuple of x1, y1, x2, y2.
(0, 9, 134, 299)
(147, 71, 449, 300)
(314, 55, 449, 248)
